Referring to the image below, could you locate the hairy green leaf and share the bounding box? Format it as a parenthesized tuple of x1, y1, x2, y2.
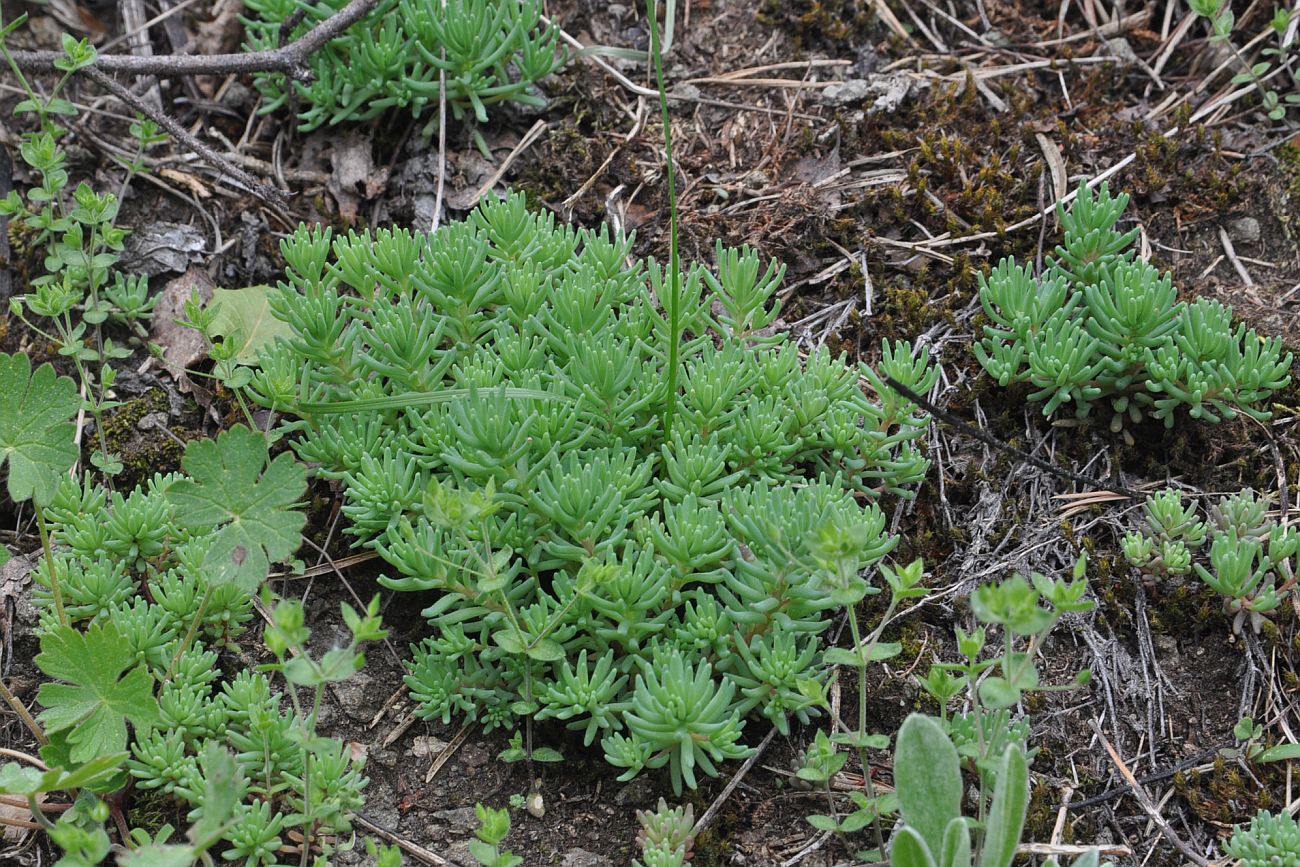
(166, 425, 306, 590)
(977, 745, 1029, 867)
(895, 714, 962, 858)
(892, 826, 939, 867)
(0, 352, 80, 504)
(35, 621, 160, 763)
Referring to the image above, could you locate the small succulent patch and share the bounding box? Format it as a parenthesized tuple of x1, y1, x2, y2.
(1226, 810, 1300, 867)
(1124, 488, 1298, 632)
(974, 182, 1292, 439)
(241, 0, 566, 135)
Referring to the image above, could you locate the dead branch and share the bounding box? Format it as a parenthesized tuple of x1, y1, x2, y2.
(81, 66, 286, 204)
(1091, 720, 1214, 867)
(8, 0, 379, 80)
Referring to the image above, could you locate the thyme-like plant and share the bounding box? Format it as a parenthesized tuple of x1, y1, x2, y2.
(0, 16, 168, 481)
(917, 557, 1093, 795)
(469, 804, 523, 867)
(1124, 488, 1299, 633)
(974, 182, 1291, 440)
(242, 0, 566, 136)
(1187, 0, 1298, 122)
(254, 190, 937, 792)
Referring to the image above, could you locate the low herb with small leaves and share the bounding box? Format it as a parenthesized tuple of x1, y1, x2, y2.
(0, 357, 383, 865)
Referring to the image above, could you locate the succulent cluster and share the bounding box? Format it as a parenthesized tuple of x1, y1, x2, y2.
(635, 799, 696, 867)
(1123, 488, 1298, 632)
(241, 0, 565, 133)
(0, 378, 376, 865)
(1226, 810, 1300, 867)
(974, 182, 1291, 438)
(256, 191, 937, 792)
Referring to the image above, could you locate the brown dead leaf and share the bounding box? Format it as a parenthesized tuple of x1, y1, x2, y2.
(328, 132, 389, 221)
(159, 168, 212, 199)
(1, 792, 43, 841)
(149, 268, 215, 394)
(0, 553, 32, 603)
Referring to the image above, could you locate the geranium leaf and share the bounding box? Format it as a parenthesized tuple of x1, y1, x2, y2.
(35, 622, 159, 763)
(0, 353, 80, 504)
(165, 425, 306, 590)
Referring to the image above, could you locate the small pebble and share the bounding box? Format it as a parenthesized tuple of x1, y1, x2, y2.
(1228, 216, 1261, 245)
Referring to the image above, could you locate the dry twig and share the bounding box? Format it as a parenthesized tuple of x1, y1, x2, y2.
(9, 0, 379, 79)
(1091, 720, 1214, 867)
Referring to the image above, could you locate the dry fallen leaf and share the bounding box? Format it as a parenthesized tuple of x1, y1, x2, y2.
(0, 791, 43, 842)
(328, 131, 389, 221)
(149, 268, 215, 394)
(125, 222, 207, 276)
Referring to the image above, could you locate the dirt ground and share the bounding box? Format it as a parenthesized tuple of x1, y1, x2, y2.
(2, 0, 1299, 864)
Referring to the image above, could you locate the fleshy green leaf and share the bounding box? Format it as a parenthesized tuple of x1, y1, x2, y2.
(831, 732, 890, 750)
(207, 286, 293, 365)
(0, 353, 80, 504)
(118, 845, 200, 867)
(165, 425, 306, 590)
(895, 714, 962, 857)
(493, 631, 527, 655)
(189, 742, 243, 846)
(35, 622, 159, 763)
(940, 816, 971, 867)
(978, 677, 1022, 710)
(823, 642, 901, 667)
(525, 638, 565, 662)
(1260, 743, 1300, 762)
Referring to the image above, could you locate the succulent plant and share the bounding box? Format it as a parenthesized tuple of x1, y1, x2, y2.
(974, 182, 1291, 438)
(255, 190, 938, 791)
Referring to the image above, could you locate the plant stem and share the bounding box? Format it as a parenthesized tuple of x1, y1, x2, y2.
(26, 794, 54, 830)
(646, 0, 681, 440)
(0, 678, 47, 746)
(163, 585, 212, 683)
(35, 507, 67, 628)
(846, 609, 886, 858)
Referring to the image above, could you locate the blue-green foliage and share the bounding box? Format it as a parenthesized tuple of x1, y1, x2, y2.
(1227, 810, 1300, 867)
(974, 182, 1291, 434)
(1124, 487, 1299, 633)
(242, 0, 565, 133)
(260, 191, 937, 792)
